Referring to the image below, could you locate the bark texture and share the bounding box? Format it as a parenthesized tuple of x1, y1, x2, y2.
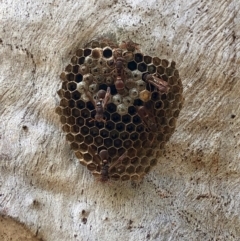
(0, 0, 239, 240)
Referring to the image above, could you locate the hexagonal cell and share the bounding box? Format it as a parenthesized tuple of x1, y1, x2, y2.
(166, 67, 174, 77)
(136, 165, 144, 174)
(155, 100, 163, 109)
(121, 175, 130, 181)
(122, 114, 131, 124)
(80, 109, 91, 118)
(132, 115, 141, 125)
(113, 164, 126, 175)
(127, 61, 137, 71)
(139, 89, 151, 102)
(66, 133, 74, 142)
(151, 92, 160, 101)
(108, 147, 117, 157)
(138, 62, 147, 72)
(75, 73, 83, 83)
(62, 124, 70, 133)
(130, 132, 139, 142)
(75, 134, 84, 143)
(123, 139, 132, 149)
(70, 142, 79, 151)
(85, 118, 95, 128)
(87, 162, 97, 171)
(148, 64, 156, 74)
(94, 136, 103, 145)
(131, 157, 139, 165)
(89, 126, 99, 137)
(75, 151, 83, 159)
(76, 49, 84, 57)
(117, 104, 128, 115)
(156, 66, 165, 75)
(84, 135, 93, 145)
(110, 130, 119, 139)
(95, 121, 105, 129)
(66, 73, 75, 81)
(103, 47, 113, 58)
(71, 90, 81, 100)
(126, 123, 135, 133)
(111, 112, 121, 122)
(120, 131, 129, 140)
(76, 100, 85, 109)
(67, 82, 76, 91)
(78, 56, 85, 65)
(128, 147, 136, 158)
(71, 125, 80, 134)
(143, 55, 152, 64)
(64, 91, 71, 99)
(150, 158, 157, 166)
(114, 139, 122, 148)
(115, 122, 124, 132)
(104, 121, 115, 131)
(65, 64, 73, 72)
(100, 129, 109, 138)
(67, 116, 75, 125)
(60, 116, 67, 125)
(80, 126, 89, 136)
(62, 107, 71, 117)
(128, 106, 136, 116)
(76, 117, 85, 126)
(104, 138, 113, 147)
(134, 53, 143, 63)
(84, 48, 92, 57)
(71, 56, 78, 65)
(136, 124, 145, 133)
(161, 59, 169, 68)
(140, 156, 149, 166)
(126, 165, 135, 174)
(91, 48, 102, 59)
(83, 152, 92, 162)
(68, 100, 75, 108)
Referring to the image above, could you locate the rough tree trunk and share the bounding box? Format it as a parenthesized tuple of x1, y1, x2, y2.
(0, 0, 239, 240)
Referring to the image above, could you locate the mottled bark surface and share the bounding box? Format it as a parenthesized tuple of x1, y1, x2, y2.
(0, 0, 239, 240)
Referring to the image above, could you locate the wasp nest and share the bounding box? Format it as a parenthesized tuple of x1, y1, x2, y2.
(56, 39, 183, 182)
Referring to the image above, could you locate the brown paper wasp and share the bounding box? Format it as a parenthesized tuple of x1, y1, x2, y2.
(143, 73, 169, 93)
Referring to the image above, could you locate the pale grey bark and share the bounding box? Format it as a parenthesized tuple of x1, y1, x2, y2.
(0, 0, 240, 240)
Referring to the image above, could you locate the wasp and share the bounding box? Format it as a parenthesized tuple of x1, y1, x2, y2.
(99, 149, 127, 182)
(119, 39, 140, 52)
(137, 101, 159, 146)
(85, 87, 111, 122)
(143, 73, 169, 94)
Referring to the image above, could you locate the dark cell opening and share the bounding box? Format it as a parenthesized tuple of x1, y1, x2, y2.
(99, 84, 108, 91)
(120, 132, 129, 140)
(78, 57, 85, 65)
(116, 123, 125, 132)
(85, 118, 95, 128)
(108, 147, 117, 157)
(85, 136, 93, 145)
(136, 124, 144, 133)
(127, 61, 137, 71)
(81, 126, 89, 135)
(130, 133, 139, 141)
(111, 113, 121, 122)
(104, 138, 113, 147)
(100, 129, 109, 138)
(110, 130, 119, 139)
(75, 74, 83, 83)
(114, 139, 122, 148)
(128, 106, 136, 115)
(126, 123, 135, 133)
(138, 63, 147, 72)
(133, 115, 141, 125)
(133, 99, 143, 106)
(107, 103, 117, 113)
(84, 48, 92, 57)
(69, 100, 75, 108)
(72, 109, 80, 117)
(134, 53, 143, 63)
(103, 48, 113, 58)
(96, 121, 104, 129)
(72, 91, 80, 100)
(72, 65, 79, 74)
(122, 114, 131, 124)
(90, 127, 99, 137)
(76, 117, 84, 126)
(86, 101, 95, 111)
(151, 92, 160, 101)
(81, 109, 90, 118)
(76, 100, 85, 109)
(105, 121, 115, 131)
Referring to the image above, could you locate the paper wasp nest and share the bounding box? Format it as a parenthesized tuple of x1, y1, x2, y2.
(56, 39, 183, 182)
